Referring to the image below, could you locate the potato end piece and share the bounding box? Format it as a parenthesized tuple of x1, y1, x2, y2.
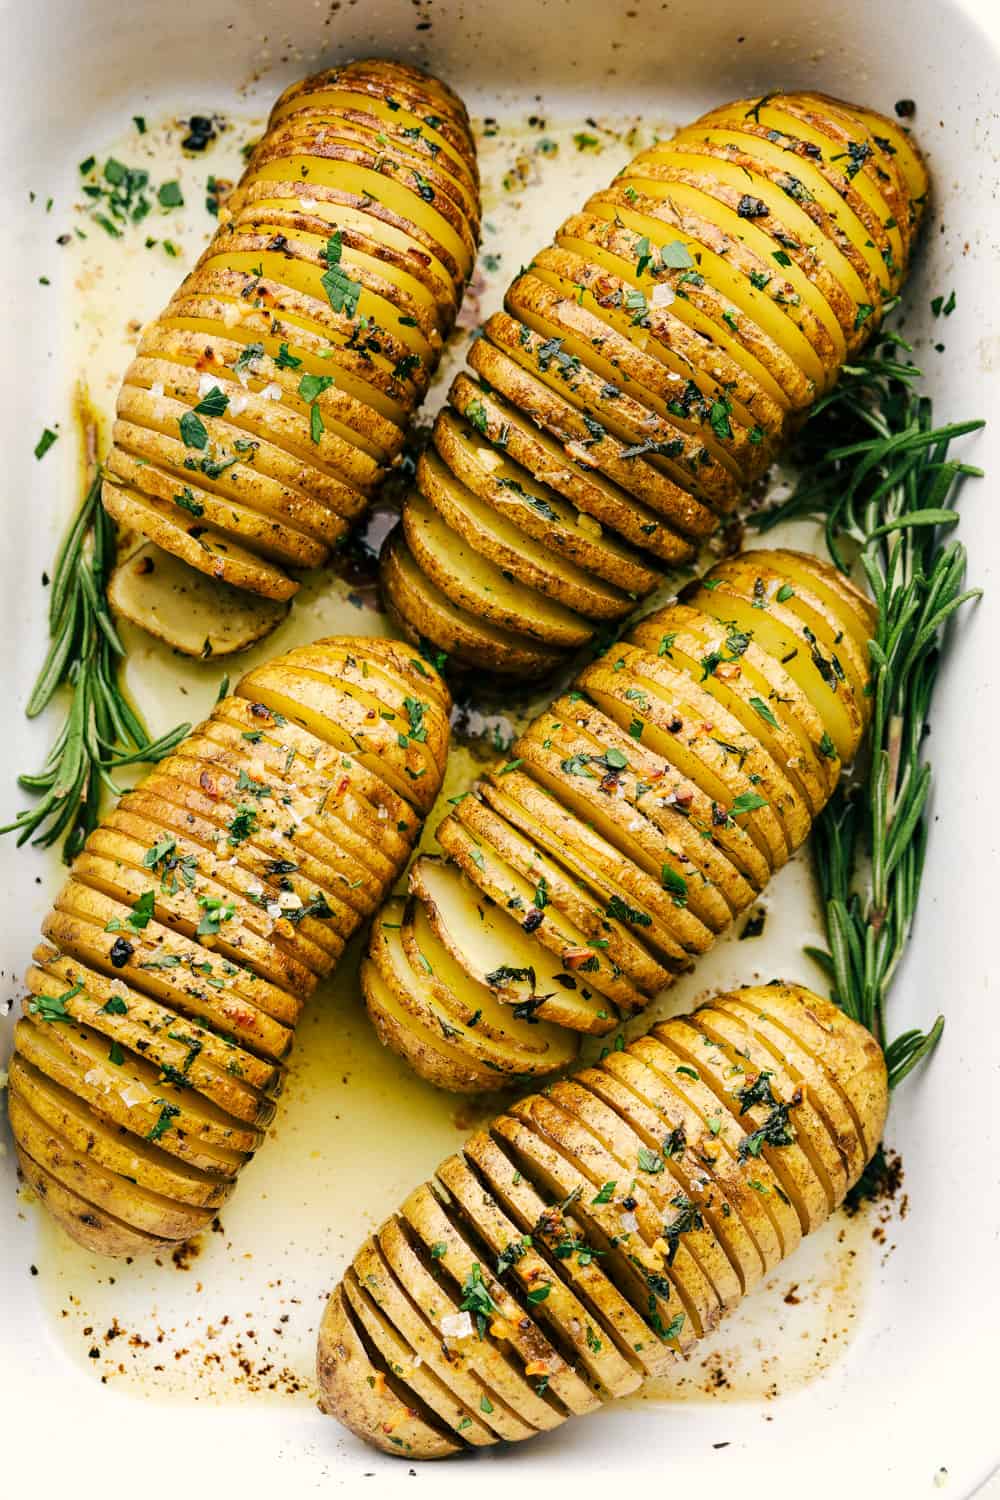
(109, 541, 290, 658)
(317, 1283, 462, 1459)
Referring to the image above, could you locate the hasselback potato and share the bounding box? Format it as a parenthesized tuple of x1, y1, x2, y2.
(381, 89, 925, 677)
(8, 637, 451, 1255)
(363, 547, 875, 1090)
(318, 981, 887, 1458)
(102, 58, 480, 652)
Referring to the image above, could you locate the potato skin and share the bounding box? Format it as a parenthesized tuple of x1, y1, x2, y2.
(384, 89, 926, 677)
(9, 637, 450, 1257)
(318, 981, 888, 1460)
(101, 59, 479, 648)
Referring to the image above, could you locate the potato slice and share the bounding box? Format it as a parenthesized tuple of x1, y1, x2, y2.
(629, 1032, 788, 1266)
(136, 324, 404, 461)
(579, 653, 793, 871)
(381, 527, 564, 680)
(527, 247, 766, 484)
(749, 547, 876, 656)
(102, 479, 299, 602)
(14, 1017, 251, 1178)
(631, 603, 838, 813)
(18, 1002, 263, 1159)
(119, 777, 363, 945)
(362, 954, 502, 1095)
(234, 659, 442, 813)
(710, 554, 871, 706)
(404, 488, 592, 649)
(26, 950, 278, 1125)
(665, 1015, 830, 1235)
(674, 114, 897, 294)
(108, 427, 338, 561)
(717, 994, 867, 1183)
(627, 151, 851, 361)
(468, 328, 716, 538)
(448, 791, 673, 999)
(109, 542, 289, 659)
(349, 1239, 508, 1443)
(462, 1129, 670, 1379)
(529, 695, 759, 920)
(118, 363, 380, 502)
(734, 984, 888, 1161)
(479, 771, 692, 973)
(215, 691, 424, 836)
(434, 815, 645, 1016)
(373, 1222, 542, 1441)
(512, 1090, 722, 1341)
(492, 1112, 693, 1355)
(74, 836, 318, 997)
(426, 1163, 637, 1400)
(8, 1053, 232, 1210)
(402, 1178, 587, 1417)
(685, 573, 866, 762)
(447, 373, 690, 569)
(432, 407, 658, 596)
(553, 209, 790, 430)
(372, 898, 576, 1080)
(340, 1273, 493, 1449)
(190, 721, 410, 883)
(585, 191, 814, 410)
(319, 1282, 464, 1459)
(547, 1077, 742, 1314)
(579, 1057, 766, 1296)
(409, 857, 615, 1036)
(694, 1006, 847, 1207)
(502, 277, 740, 511)
(15, 1145, 165, 1259)
(514, 708, 732, 948)
(8, 1088, 215, 1243)
(44, 887, 298, 1054)
(609, 167, 839, 389)
(629, 609, 833, 822)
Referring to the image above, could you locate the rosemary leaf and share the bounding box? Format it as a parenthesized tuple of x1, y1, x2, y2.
(755, 332, 984, 1085)
(2, 470, 190, 860)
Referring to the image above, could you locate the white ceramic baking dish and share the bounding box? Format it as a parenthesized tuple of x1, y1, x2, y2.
(2, 1, 999, 1495)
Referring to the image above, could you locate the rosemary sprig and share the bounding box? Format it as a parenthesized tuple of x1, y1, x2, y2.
(2, 468, 190, 861)
(758, 334, 984, 1087)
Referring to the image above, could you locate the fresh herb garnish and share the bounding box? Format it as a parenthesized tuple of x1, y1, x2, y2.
(1, 472, 189, 859)
(755, 330, 983, 1085)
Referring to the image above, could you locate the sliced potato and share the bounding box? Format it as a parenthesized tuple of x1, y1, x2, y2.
(381, 527, 564, 680)
(318, 980, 889, 1458)
(383, 85, 921, 679)
(409, 856, 616, 1035)
(403, 488, 593, 649)
(100, 58, 480, 648)
(10, 633, 449, 1254)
